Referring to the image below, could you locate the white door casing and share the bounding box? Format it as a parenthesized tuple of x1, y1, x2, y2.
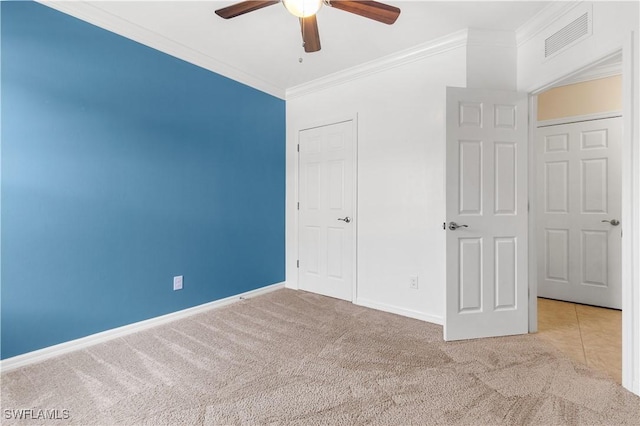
(445, 87, 529, 341)
(298, 120, 355, 301)
(536, 117, 622, 309)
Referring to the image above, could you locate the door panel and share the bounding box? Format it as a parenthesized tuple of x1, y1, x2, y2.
(459, 237, 483, 312)
(494, 142, 517, 214)
(495, 237, 517, 310)
(445, 87, 528, 341)
(326, 227, 344, 278)
(305, 163, 321, 209)
(546, 229, 569, 282)
(327, 160, 345, 209)
(545, 161, 569, 212)
(581, 158, 608, 213)
(298, 120, 355, 301)
(536, 117, 622, 309)
(582, 230, 608, 286)
(459, 141, 483, 215)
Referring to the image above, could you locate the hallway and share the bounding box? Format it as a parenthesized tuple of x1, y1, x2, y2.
(537, 297, 621, 383)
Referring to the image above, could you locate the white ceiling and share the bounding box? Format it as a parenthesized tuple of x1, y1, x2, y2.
(46, 1, 552, 97)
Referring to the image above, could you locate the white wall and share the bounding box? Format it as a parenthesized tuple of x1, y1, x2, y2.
(286, 46, 467, 324)
(517, 1, 639, 395)
(467, 29, 517, 90)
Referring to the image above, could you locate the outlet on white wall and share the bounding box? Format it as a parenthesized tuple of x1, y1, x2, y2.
(409, 275, 418, 290)
(173, 275, 183, 291)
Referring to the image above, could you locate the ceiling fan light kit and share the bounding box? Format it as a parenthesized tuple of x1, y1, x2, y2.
(282, 0, 323, 18)
(215, 0, 401, 53)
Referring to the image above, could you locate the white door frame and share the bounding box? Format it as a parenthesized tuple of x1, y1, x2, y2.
(295, 114, 359, 302)
(526, 36, 638, 394)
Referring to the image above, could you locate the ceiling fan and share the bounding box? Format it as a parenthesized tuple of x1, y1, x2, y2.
(215, 0, 401, 53)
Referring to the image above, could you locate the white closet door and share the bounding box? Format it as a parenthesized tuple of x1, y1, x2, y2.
(298, 120, 355, 301)
(537, 117, 622, 309)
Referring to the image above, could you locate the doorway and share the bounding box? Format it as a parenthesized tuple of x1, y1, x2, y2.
(297, 119, 357, 301)
(532, 59, 623, 383)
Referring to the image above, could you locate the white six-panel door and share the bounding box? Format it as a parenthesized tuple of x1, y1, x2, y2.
(298, 120, 355, 301)
(445, 87, 528, 341)
(536, 117, 622, 309)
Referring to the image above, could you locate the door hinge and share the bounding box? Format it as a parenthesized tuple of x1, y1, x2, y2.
(296, 260, 299, 268)
(527, 202, 530, 212)
(297, 202, 300, 210)
(297, 144, 300, 152)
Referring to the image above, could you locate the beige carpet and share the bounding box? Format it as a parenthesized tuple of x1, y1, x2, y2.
(2, 289, 639, 425)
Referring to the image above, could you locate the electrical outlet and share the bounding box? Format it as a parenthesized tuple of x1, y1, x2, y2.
(409, 275, 418, 290)
(173, 275, 183, 291)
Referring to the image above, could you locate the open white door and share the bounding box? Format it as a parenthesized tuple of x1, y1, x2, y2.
(445, 87, 528, 341)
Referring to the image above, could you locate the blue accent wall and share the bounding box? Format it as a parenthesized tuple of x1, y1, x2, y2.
(0, 2, 285, 359)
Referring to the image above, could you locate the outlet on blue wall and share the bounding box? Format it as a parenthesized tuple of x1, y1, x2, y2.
(1, 2, 286, 359)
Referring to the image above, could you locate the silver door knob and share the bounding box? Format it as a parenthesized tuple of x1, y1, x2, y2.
(338, 217, 351, 223)
(448, 221, 468, 231)
(602, 219, 620, 226)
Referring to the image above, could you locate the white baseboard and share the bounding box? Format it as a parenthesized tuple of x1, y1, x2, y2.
(0, 282, 285, 373)
(354, 298, 443, 326)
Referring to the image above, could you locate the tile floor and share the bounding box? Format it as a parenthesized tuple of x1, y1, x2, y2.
(536, 297, 622, 383)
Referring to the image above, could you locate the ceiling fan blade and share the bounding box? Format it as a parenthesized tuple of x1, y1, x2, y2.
(215, 1, 280, 19)
(300, 15, 321, 53)
(329, 1, 400, 25)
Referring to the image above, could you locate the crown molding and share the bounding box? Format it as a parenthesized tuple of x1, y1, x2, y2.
(516, 1, 583, 47)
(36, 1, 286, 99)
(286, 29, 468, 99)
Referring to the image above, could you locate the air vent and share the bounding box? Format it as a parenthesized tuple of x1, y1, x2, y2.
(545, 12, 589, 58)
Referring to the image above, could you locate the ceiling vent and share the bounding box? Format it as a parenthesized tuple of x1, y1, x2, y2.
(544, 11, 590, 59)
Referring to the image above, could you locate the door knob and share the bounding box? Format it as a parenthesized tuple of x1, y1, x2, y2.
(448, 221, 468, 231)
(338, 217, 351, 223)
(601, 219, 620, 226)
